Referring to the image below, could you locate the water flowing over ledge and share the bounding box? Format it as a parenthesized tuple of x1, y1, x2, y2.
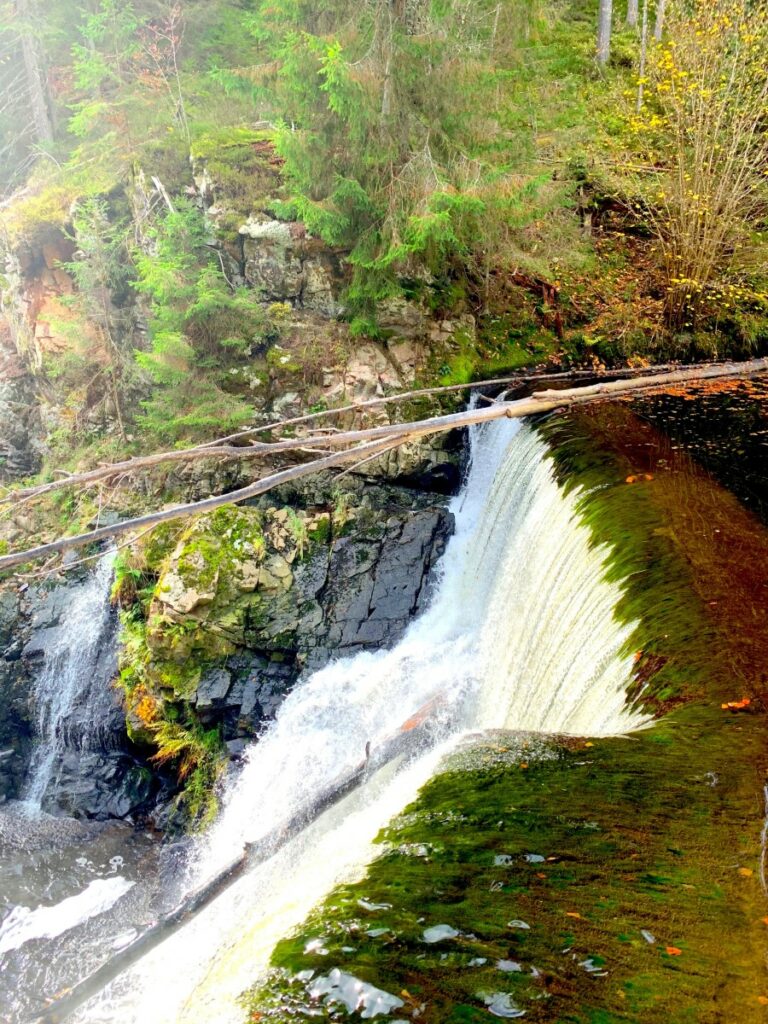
(199, 417, 643, 880)
(66, 414, 644, 1024)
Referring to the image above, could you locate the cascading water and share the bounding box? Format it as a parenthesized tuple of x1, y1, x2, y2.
(68, 416, 646, 1024)
(23, 555, 117, 810)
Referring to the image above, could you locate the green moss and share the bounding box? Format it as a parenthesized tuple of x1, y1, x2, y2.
(112, 500, 332, 825)
(437, 321, 556, 387)
(308, 515, 332, 546)
(243, 395, 768, 1022)
(541, 402, 768, 710)
(244, 704, 767, 1022)
(190, 126, 283, 235)
(114, 508, 269, 823)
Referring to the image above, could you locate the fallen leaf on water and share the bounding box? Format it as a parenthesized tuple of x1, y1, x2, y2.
(665, 946, 683, 956)
(738, 867, 754, 878)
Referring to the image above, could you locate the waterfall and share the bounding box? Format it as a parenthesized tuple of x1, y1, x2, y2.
(75, 417, 646, 1024)
(24, 555, 117, 810)
(200, 418, 643, 873)
(471, 425, 640, 734)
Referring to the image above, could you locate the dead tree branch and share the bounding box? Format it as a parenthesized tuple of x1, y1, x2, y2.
(1, 359, 754, 510)
(1, 357, 766, 571)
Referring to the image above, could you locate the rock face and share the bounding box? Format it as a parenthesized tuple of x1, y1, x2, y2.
(0, 589, 32, 801)
(0, 572, 162, 819)
(299, 505, 450, 662)
(0, 324, 43, 482)
(188, 501, 453, 734)
(240, 218, 345, 317)
(123, 478, 455, 756)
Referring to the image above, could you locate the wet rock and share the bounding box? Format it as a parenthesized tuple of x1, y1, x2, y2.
(193, 652, 296, 740)
(41, 751, 156, 821)
(308, 506, 453, 659)
(195, 668, 233, 708)
(0, 569, 144, 814)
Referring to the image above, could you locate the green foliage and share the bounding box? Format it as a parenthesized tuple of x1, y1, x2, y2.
(241, 0, 580, 326)
(133, 199, 283, 441)
(63, 197, 133, 337)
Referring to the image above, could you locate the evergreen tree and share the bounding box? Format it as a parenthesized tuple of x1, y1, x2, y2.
(134, 200, 281, 441)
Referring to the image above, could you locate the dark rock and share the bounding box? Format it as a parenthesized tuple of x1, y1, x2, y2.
(42, 751, 156, 821)
(195, 667, 233, 708)
(297, 504, 454, 664)
(0, 570, 150, 816)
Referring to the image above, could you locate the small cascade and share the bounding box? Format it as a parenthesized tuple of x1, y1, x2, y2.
(24, 556, 118, 810)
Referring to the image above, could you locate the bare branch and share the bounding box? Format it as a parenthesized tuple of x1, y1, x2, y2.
(1, 357, 766, 572)
(2, 361, 730, 508)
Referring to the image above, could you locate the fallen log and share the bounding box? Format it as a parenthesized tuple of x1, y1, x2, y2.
(26, 698, 443, 1024)
(0, 360, 713, 510)
(3, 356, 767, 573)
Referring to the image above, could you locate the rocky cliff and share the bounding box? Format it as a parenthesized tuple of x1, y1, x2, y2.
(0, 146, 475, 825)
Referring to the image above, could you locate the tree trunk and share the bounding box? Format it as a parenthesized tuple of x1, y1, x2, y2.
(627, 0, 639, 28)
(15, 0, 53, 146)
(597, 0, 613, 68)
(637, 0, 649, 112)
(654, 0, 666, 40)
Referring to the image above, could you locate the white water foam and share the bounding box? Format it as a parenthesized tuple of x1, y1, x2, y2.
(76, 744, 451, 1024)
(0, 877, 134, 956)
(78, 415, 645, 1024)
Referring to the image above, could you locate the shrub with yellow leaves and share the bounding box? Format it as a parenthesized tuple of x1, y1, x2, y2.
(623, 0, 768, 330)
